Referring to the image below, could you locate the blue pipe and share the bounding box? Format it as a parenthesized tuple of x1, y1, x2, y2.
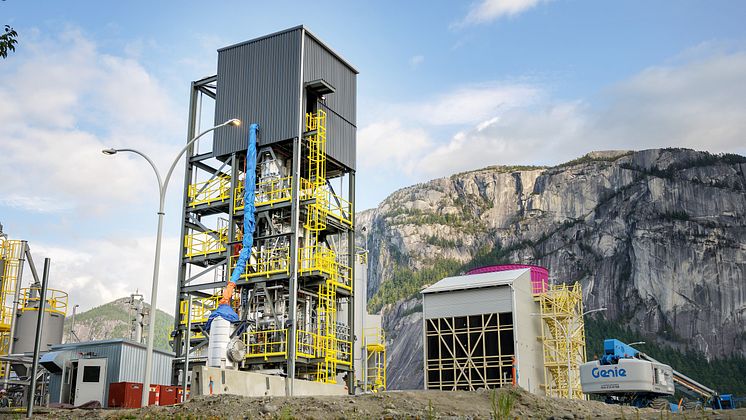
(207, 123, 259, 329)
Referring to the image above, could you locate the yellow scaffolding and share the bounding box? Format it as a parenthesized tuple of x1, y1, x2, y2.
(298, 246, 352, 291)
(0, 239, 23, 365)
(234, 177, 313, 213)
(242, 328, 330, 361)
(179, 294, 221, 325)
(179, 294, 238, 339)
(364, 328, 387, 392)
(537, 282, 586, 399)
(229, 246, 291, 279)
(315, 279, 338, 383)
(184, 228, 228, 258)
(187, 176, 231, 207)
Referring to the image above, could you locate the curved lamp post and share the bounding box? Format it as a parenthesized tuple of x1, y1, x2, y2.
(103, 118, 240, 406)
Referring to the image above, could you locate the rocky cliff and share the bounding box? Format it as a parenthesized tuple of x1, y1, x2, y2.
(359, 149, 746, 389)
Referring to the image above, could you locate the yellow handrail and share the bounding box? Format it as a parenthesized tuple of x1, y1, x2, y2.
(187, 176, 230, 207)
(229, 246, 291, 279)
(19, 288, 68, 316)
(184, 228, 227, 258)
(234, 177, 315, 213)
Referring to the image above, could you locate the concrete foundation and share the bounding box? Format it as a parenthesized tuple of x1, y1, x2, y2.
(191, 366, 347, 397)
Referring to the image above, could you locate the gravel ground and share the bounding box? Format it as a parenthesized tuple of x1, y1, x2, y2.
(4, 388, 745, 419)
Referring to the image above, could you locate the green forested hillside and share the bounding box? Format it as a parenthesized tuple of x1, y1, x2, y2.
(63, 297, 174, 352)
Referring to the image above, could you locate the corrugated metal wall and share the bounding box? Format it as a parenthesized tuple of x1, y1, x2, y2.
(423, 287, 513, 319)
(116, 343, 172, 385)
(212, 27, 357, 171)
(47, 340, 173, 406)
(213, 28, 302, 156)
(49, 373, 62, 403)
(303, 33, 357, 171)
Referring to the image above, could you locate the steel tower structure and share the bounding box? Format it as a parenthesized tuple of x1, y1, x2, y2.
(171, 26, 357, 393)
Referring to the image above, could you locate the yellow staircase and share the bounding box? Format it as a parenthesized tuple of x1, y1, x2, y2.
(364, 328, 387, 392)
(0, 239, 23, 379)
(536, 282, 586, 399)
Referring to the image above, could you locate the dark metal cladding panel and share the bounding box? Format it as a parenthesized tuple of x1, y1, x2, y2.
(303, 34, 357, 171)
(214, 29, 302, 157)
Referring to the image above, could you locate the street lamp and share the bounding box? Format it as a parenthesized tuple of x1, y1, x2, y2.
(103, 118, 240, 406)
(567, 307, 607, 399)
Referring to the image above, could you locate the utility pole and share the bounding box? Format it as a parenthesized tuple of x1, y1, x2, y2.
(26, 258, 50, 418)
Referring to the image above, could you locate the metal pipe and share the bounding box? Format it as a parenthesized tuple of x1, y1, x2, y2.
(24, 246, 40, 285)
(285, 28, 306, 397)
(26, 257, 50, 418)
(346, 171, 355, 394)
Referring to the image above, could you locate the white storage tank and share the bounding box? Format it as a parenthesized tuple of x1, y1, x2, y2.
(207, 317, 233, 368)
(13, 288, 67, 353)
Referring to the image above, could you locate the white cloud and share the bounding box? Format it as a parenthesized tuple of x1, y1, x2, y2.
(358, 120, 432, 173)
(457, 0, 550, 26)
(397, 82, 541, 126)
(358, 50, 746, 189)
(412, 102, 587, 177)
(0, 194, 74, 213)
(32, 236, 180, 315)
(0, 28, 183, 215)
(0, 28, 189, 313)
(409, 55, 424, 68)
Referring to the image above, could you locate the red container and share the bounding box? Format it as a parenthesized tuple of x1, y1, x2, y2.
(159, 385, 178, 406)
(108, 382, 162, 408)
(148, 385, 160, 406)
(108, 382, 144, 408)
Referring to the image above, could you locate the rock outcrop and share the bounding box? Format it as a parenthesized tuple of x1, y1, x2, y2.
(360, 149, 746, 389)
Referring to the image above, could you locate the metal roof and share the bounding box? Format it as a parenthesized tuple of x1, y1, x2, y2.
(218, 25, 359, 74)
(50, 338, 175, 357)
(421, 268, 529, 294)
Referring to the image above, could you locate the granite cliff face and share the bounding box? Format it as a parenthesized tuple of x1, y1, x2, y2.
(359, 149, 746, 389)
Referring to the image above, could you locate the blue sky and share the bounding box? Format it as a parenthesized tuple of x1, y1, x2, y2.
(2, 0, 746, 313)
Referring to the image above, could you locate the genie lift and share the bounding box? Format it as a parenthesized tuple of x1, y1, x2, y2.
(580, 339, 736, 410)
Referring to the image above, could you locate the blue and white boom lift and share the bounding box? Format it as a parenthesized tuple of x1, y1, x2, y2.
(580, 339, 736, 410)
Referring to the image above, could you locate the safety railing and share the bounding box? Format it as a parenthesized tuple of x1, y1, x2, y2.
(324, 190, 353, 227)
(331, 336, 352, 366)
(296, 329, 322, 359)
(356, 248, 369, 265)
(187, 176, 231, 207)
(244, 329, 288, 359)
(297, 246, 352, 291)
(364, 327, 386, 353)
(229, 246, 291, 279)
(184, 228, 227, 258)
(19, 288, 68, 316)
(179, 294, 221, 325)
(234, 177, 314, 213)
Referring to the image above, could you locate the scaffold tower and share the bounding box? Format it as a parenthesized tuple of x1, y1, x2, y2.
(537, 282, 586, 399)
(0, 239, 23, 379)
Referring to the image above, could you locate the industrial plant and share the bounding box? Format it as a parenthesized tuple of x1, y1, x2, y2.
(0, 25, 741, 416)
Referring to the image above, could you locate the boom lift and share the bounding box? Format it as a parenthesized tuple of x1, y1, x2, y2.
(580, 339, 736, 410)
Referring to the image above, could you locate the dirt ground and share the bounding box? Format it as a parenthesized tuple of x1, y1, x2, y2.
(4, 388, 746, 419)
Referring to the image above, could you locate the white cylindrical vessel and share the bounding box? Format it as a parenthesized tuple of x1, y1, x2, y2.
(208, 317, 233, 368)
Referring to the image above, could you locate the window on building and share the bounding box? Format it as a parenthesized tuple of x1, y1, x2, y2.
(82, 366, 101, 383)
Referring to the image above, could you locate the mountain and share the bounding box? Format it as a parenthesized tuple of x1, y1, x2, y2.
(63, 297, 175, 353)
(359, 148, 746, 390)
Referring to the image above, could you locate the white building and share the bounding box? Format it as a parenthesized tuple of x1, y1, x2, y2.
(421, 267, 545, 394)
